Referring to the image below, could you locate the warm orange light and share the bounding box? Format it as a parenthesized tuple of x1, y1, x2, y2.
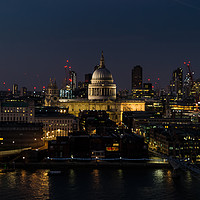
(106, 147, 119, 151)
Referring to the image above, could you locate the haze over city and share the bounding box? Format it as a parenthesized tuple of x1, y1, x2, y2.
(0, 0, 200, 90)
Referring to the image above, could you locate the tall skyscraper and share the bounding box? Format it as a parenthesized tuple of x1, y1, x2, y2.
(132, 65, 143, 90)
(170, 68, 183, 95)
(70, 71, 77, 91)
(12, 84, 18, 95)
(85, 73, 92, 83)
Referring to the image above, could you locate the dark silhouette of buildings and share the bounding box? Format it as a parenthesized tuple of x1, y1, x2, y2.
(132, 65, 143, 91)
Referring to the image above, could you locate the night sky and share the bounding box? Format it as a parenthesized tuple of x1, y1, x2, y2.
(1, 0, 200, 91)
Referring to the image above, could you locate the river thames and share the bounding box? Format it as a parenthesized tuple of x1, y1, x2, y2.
(0, 168, 199, 200)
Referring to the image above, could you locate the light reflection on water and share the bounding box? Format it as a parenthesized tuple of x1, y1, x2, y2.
(0, 168, 200, 200)
(92, 169, 100, 189)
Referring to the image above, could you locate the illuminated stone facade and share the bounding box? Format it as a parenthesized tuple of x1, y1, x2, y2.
(45, 52, 145, 124)
(59, 99, 145, 124)
(35, 114, 79, 139)
(0, 99, 35, 123)
(88, 52, 116, 100)
(45, 78, 59, 107)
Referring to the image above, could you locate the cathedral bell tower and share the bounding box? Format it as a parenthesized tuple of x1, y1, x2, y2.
(44, 78, 59, 106)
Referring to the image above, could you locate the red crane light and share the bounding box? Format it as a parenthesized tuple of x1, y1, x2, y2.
(34, 87, 36, 90)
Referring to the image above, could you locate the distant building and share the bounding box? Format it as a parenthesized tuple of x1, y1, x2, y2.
(12, 84, 18, 95)
(132, 65, 142, 90)
(75, 73, 92, 98)
(0, 99, 35, 123)
(0, 122, 44, 150)
(170, 68, 183, 97)
(85, 73, 92, 83)
(117, 89, 129, 98)
(45, 78, 59, 106)
(48, 130, 148, 159)
(20, 87, 27, 97)
(149, 125, 200, 161)
(45, 52, 146, 124)
(60, 69, 76, 99)
(132, 83, 155, 99)
(88, 51, 116, 100)
(70, 71, 77, 92)
(35, 107, 79, 139)
(59, 99, 145, 124)
(79, 110, 116, 135)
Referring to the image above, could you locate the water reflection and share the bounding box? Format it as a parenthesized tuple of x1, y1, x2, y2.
(0, 168, 200, 200)
(154, 169, 164, 184)
(166, 170, 173, 185)
(4, 170, 50, 200)
(69, 168, 76, 185)
(118, 169, 123, 179)
(92, 169, 100, 189)
(6, 172, 17, 189)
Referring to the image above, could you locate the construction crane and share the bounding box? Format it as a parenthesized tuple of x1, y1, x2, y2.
(64, 59, 72, 87)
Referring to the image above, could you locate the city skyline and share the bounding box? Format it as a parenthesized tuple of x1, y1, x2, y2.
(1, 0, 200, 90)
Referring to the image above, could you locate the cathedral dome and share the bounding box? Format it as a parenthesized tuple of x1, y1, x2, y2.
(92, 67, 113, 81)
(88, 51, 116, 100)
(91, 51, 114, 83)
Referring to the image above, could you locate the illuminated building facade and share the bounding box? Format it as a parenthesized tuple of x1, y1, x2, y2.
(88, 52, 116, 100)
(12, 84, 18, 95)
(132, 83, 155, 99)
(70, 71, 77, 92)
(59, 99, 145, 124)
(170, 68, 183, 98)
(45, 78, 59, 106)
(45, 52, 145, 124)
(35, 107, 79, 139)
(0, 99, 35, 123)
(149, 125, 200, 161)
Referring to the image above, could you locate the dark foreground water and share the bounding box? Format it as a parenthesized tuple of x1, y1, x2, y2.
(0, 168, 199, 200)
